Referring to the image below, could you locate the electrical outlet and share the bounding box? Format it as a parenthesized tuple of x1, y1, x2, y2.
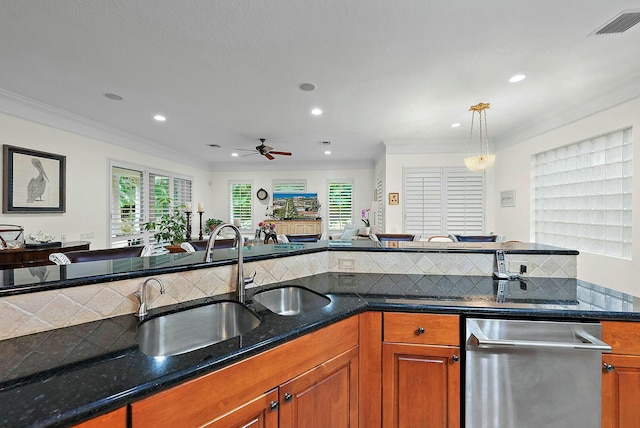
(338, 258, 355, 270)
(60, 234, 67, 243)
(509, 261, 529, 274)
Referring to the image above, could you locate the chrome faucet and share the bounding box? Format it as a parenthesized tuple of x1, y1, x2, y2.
(134, 277, 165, 320)
(204, 223, 254, 303)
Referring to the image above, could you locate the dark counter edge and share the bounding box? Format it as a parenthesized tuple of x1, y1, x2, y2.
(0, 242, 578, 297)
(8, 276, 639, 428)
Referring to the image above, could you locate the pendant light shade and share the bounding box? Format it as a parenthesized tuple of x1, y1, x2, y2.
(465, 103, 495, 172)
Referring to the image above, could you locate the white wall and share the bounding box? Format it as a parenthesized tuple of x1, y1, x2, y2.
(209, 168, 375, 233)
(0, 113, 213, 249)
(494, 96, 640, 295)
(383, 152, 497, 235)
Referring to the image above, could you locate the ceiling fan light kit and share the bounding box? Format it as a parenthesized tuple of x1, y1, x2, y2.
(235, 138, 292, 161)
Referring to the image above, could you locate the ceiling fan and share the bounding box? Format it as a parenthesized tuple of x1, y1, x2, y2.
(238, 138, 292, 160)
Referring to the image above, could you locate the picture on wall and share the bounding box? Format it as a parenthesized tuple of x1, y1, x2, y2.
(500, 189, 516, 207)
(272, 192, 319, 219)
(2, 145, 66, 213)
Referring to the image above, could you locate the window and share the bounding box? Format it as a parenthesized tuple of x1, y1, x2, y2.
(273, 180, 306, 193)
(375, 173, 384, 231)
(230, 182, 252, 229)
(534, 127, 632, 258)
(404, 167, 485, 236)
(328, 181, 353, 230)
(110, 161, 192, 248)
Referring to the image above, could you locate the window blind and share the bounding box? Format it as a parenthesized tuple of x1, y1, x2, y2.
(110, 162, 192, 248)
(230, 182, 252, 229)
(404, 167, 484, 237)
(328, 181, 353, 230)
(273, 180, 306, 193)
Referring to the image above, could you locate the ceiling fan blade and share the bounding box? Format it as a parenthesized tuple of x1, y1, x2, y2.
(240, 152, 258, 157)
(235, 148, 256, 152)
(264, 153, 275, 160)
(269, 151, 292, 156)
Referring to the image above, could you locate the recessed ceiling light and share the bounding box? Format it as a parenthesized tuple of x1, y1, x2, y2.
(104, 93, 123, 101)
(509, 74, 526, 83)
(231, 152, 239, 157)
(451, 123, 461, 128)
(153, 114, 167, 122)
(299, 83, 316, 91)
(324, 150, 332, 155)
(311, 108, 323, 116)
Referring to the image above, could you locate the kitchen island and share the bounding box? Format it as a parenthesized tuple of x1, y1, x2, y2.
(0, 242, 637, 426)
(0, 272, 638, 427)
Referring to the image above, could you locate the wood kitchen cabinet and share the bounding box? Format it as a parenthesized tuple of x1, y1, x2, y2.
(382, 312, 460, 428)
(602, 321, 640, 428)
(72, 407, 127, 428)
(130, 316, 359, 428)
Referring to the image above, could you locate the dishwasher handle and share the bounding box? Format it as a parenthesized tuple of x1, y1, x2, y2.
(467, 323, 611, 352)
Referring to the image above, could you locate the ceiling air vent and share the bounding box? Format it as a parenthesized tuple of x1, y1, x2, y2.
(592, 10, 640, 35)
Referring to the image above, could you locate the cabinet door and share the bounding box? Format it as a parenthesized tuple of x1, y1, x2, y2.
(602, 354, 640, 428)
(382, 343, 460, 428)
(72, 407, 127, 428)
(279, 347, 359, 428)
(203, 389, 279, 428)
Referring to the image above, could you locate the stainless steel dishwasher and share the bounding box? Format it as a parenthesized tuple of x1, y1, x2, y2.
(465, 318, 611, 428)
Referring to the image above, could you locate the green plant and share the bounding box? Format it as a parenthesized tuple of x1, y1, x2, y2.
(144, 198, 187, 246)
(205, 218, 224, 231)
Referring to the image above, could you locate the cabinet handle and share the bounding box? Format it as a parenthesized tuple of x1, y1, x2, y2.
(284, 392, 293, 403)
(452, 354, 460, 362)
(603, 362, 615, 372)
(270, 401, 279, 411)
(416, 327, 425, 335)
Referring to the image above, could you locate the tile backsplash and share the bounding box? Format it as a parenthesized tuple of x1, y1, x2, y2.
(0, 251, 575, 340)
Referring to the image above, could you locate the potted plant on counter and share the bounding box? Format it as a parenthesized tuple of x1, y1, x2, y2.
(144, 198, 187, 251)
(205, 218, 224, 233)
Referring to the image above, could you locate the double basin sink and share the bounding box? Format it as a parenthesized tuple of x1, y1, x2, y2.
(138, 286, 331, 357)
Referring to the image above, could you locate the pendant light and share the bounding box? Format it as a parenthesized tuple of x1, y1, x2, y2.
(464, 102, 496, 172)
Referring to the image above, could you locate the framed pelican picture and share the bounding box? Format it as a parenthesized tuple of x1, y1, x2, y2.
(3, 145, 66, 213)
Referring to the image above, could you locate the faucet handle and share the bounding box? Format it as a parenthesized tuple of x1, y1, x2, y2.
(243, 271, 257, 286)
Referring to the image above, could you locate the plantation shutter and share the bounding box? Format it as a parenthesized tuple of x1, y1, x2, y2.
(403, 167, 485, 237)
(173, 177, 192, 209)
(404, 169, 443, 236)
(110, 166, 145, 248)
(273, 180, 306, 193)
(445, 169, 484, 234)
(375, 173, 384, 231)
(231, 183, 252, 229)
(328, 181, 353, 230)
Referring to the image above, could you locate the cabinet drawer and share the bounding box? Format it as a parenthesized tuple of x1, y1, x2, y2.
(384, 313, 459, 346)
(602, 321, 640, 355)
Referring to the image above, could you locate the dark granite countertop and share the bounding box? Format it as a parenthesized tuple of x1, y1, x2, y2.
(1, 272, 636, 427)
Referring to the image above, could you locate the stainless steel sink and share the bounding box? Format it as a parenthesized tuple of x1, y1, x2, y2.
(252, 286, 330, 316)
(137, 301, 261, 357)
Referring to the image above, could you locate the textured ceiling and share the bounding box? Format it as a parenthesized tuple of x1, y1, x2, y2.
(1, 1, 639, 170)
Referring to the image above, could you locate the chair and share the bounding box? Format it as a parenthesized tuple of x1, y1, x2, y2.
(449, 234, 499, 242)
(372, 233, 416, 242)
(180, 239, 237, 253)
(49, 244, 155, 265)
(286, 234, 322, 243)
(329, 224, 373, 240)
(428, 235, 454, 242)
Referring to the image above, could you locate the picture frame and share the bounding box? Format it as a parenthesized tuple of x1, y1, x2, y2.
(389, 192, 399, 205)
(3, 145, 66, 213)
(500, 189, 516, 207)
